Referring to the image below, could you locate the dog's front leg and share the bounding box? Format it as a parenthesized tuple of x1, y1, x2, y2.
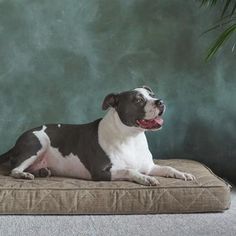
(111, 169, 159, 186)
(148, 165, 195, 181)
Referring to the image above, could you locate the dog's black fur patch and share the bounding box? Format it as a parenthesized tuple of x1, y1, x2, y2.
(1, 119, 112, 181)
(9, 128, 42, 168)
(44, 119, 112, 180)
(103, 90, 147, 127)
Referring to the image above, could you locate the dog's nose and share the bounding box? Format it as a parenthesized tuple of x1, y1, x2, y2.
(155, 99, 164, 107)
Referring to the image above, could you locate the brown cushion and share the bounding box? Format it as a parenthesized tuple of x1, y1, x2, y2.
(0, 159, 231, 214)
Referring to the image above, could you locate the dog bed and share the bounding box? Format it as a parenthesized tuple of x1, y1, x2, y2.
(0, 159, 231, 214)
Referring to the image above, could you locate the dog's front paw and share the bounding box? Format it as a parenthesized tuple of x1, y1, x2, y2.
(178, 172, 196, 181)
(137, 175, 160, 186)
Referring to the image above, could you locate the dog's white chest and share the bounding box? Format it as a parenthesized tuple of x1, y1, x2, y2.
(99, 124, 154, 173)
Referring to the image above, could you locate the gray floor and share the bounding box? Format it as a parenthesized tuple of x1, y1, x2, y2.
(0, 188, 235, 236)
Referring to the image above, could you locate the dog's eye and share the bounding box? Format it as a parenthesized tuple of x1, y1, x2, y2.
(136, 97, 145, 103)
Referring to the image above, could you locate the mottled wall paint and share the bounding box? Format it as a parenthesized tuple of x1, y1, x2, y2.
(0, 0, 235, 183)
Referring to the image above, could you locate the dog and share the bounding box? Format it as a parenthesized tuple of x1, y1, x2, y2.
(0, 86, 195, 185)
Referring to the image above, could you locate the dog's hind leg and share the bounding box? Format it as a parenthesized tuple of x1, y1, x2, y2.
(11, 155, 38, 180)
(9, 125, 50, 180)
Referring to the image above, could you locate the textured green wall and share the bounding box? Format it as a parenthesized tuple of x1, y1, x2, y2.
(0, 0, 235, 183)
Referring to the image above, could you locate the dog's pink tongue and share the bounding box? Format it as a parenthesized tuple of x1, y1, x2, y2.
(138, 117, 164, 129)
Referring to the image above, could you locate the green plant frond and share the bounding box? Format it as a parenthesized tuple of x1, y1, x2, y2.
(231, 2, 236, 15)
(201, 18, 236, 36)
(199, 0, 219, 7)
(222, 0, 232, 17)
(200, 0, 213, 7)
(215, 13, 236, 23)
(206, 24, 236, 61)
(198, 0, 236, 60)
(199, 0, 236, 17)
(211, 0, 218, 6)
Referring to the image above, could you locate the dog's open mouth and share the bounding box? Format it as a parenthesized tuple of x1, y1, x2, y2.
(136, 117, 164, 129)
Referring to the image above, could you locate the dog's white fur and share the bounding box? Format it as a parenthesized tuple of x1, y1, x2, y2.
(98, 108, 195, 185)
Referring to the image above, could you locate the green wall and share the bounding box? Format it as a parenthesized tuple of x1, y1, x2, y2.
(0, 0, 235, 183)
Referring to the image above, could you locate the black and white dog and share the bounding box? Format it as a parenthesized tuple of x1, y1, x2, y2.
(0, 86, 195, 185)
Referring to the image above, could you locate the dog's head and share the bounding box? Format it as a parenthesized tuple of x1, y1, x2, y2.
(102, 86, 165, 131)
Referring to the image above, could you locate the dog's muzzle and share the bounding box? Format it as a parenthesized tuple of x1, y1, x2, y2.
(136, 99, 165, 130)
(155, 99, 165, 116)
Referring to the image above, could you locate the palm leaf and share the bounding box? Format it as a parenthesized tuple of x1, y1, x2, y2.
(206, 24, 236, 61)
(199, 0, 236, 60)
(231, 2, 236, 15)
(210, 0, 218, 6)
(201, 17, 236, 36)
(222, 0, 232, 17)
(199, 0, 219, 7)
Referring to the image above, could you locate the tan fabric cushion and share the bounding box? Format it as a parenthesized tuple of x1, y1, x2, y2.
(0, 159, 231, 214)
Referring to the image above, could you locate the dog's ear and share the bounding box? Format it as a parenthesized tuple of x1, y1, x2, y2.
(142, 85, 153, 93)
(102, 93, 119, 110)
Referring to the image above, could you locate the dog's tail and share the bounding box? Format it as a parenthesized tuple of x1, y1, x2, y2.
(0, 148, 13, 164)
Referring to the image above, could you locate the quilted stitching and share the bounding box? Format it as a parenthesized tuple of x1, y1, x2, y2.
(0, 160, 231, 214)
